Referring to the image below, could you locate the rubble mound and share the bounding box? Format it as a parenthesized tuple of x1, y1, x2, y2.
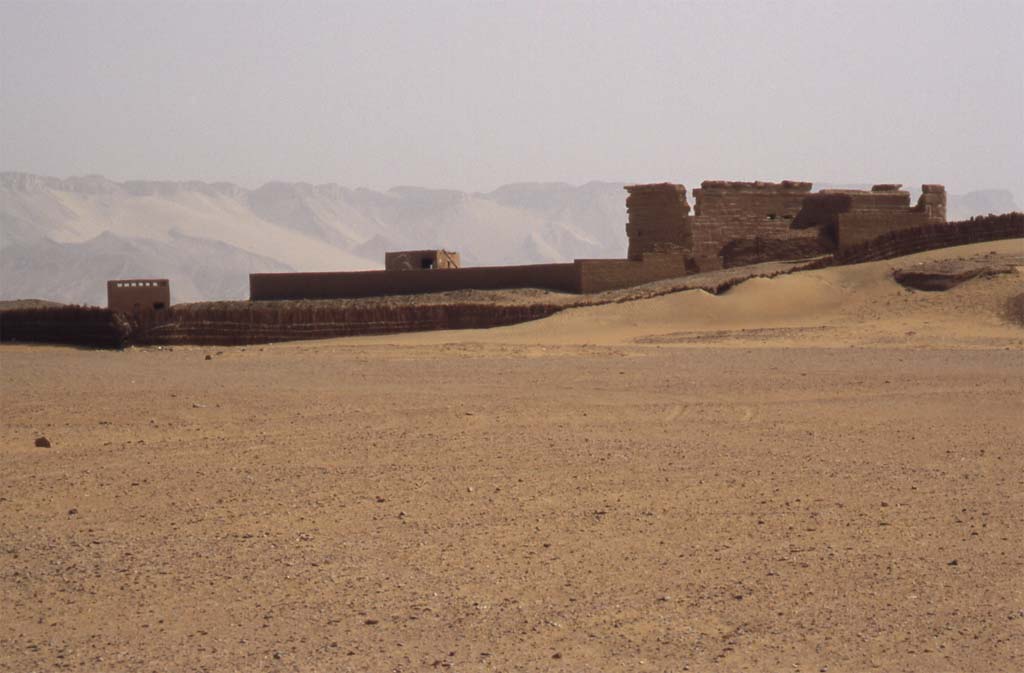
(893, 252, 1021, 291)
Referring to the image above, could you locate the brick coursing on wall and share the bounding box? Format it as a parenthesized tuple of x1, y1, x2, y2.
(624, 183, 692, 260)
(689, 180, 816, 271)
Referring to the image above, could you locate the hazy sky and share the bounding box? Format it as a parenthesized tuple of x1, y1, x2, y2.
(1, 0, 1022, 200)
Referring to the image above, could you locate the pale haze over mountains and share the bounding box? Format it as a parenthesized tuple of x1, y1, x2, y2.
(1, 172, 1016, 306)
(2, 2, 1021, 305)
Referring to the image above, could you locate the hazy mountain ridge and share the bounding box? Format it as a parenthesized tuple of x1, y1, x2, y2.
(0, 172, 1016, 305)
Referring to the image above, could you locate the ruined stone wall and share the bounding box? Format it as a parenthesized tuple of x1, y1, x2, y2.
(689, 181, 816, 271)
(624, 183, 692, 261)
(832, 185, 947, 250)
(719, 236, 831, 269)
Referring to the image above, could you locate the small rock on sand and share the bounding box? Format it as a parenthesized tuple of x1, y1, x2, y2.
(34, 436, 51, 448)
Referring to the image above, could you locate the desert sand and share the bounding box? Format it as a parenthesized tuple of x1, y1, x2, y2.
(2, 240, 1022, 672)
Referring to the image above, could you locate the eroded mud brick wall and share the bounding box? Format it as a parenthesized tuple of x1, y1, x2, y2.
(836, 212, 1022, 264)
(689, 181, 815, 271)
(625, 183, 693, 261)
(827, 185, 947, 250)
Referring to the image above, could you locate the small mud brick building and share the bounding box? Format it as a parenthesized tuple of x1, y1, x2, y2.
(107, 279, 171, 314)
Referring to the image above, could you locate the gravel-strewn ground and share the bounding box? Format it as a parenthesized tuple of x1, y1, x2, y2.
(2, 242, 1022, 672)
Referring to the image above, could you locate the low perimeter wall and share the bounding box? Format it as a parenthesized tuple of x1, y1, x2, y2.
(251, 255, 696, 300)
(251, 263, 581, 300)
(132, 302, 564, 346)
(0, 306, 131, 348)
(836, 213, 1023, 264)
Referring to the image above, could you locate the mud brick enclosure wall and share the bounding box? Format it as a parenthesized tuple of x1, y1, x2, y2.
(5, 215, 1019, 349)
(836, 213, 1023, 264)
(250, 263, 582, 300)
(625, 183, 692, 260)
(688, 180, 818, 270)
(240, 178, 990, 303)
(129, 302, 563, 346)
(797, 184, 947, 251)
(0, 306, 130, 348)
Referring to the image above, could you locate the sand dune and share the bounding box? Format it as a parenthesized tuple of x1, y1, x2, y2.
(342, 239, 1023, 348)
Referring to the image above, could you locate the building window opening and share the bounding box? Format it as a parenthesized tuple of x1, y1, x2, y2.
(421, 258, 434, 269)
(153, 302, 166, 310)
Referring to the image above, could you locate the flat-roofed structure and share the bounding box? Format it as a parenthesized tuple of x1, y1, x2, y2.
(107, 279, 171, 314)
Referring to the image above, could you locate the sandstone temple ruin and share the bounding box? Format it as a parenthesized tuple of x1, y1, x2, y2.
(249, 180, 947, 301)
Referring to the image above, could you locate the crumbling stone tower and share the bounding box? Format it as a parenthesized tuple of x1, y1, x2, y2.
(624, 183, 693, 261)
(917, 184, 947, 221)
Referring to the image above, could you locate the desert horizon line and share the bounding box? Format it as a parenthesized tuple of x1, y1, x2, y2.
(2, 169, 1018, 199)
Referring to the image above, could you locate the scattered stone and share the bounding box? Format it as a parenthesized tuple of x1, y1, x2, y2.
(467, 486, 474, 493)
(204, 354, 212, 360)
(552, 652, 562, 659)
(34, 436, 50, 448)
(67, 508, 78, 516)
(364, 619, 379, 625)
(948, 559, 958, 566)
(657, 595, 671, 602)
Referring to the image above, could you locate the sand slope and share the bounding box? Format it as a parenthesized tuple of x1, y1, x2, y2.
(342, 239, 1023, 348)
